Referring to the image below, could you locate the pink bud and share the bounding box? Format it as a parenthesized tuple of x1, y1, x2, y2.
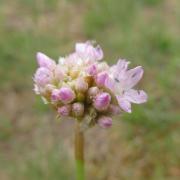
(36, 52, 56, 70)
(93, 92, 111, 111)
(34, 67, 53, 87)
(86, 64, 97, 76)
(51, 89, 60, 101)
(75, 78, 88, 92)
(59, 87, 75, 104)
(108, 104, 121, 115)
(87, 87, 99, 98)
(98, 116, 112, 128)
(58, 105, 71, 116)
(72, 103, 84, 117)
(95, 71, 108, 86)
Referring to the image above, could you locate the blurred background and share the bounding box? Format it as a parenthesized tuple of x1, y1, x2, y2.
(0, 0, 180, 179)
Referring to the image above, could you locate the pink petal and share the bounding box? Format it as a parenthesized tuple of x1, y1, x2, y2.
(124, 89, 148, 104)
(94, 45, 103, 60)
(124, 66, 144, 89)
(116, 96, 132, 113)
(116, 59, 130, 72)
(75, 42, 103, 61)
(36, 52, 55, 70)
(104, 76, 115, 91)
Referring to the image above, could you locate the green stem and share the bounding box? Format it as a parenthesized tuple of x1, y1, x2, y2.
(75, 121, 85, 180)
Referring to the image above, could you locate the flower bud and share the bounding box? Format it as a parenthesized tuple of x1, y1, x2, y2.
(58, 105, 71, 116)
(36, 52, 56, 70)
(75, 78, 88, 92)
(95, 71, 108, 87)
(72, 103, 84, 117)
(86, 64, 97, 76)
(34, 67, 53, 87)
(51, 89, 60, 102)
(108, 104, 121, 115)
(59, 87, 75, 104)
(93, 92, 111, 111)
(87, 87, 100, 103)
(98, 116, 112, 128)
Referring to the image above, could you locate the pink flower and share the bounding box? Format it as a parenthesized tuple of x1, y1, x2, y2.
(72, 103, 84, 117)
(75, 41, 103, 61)
(36, 52, 56, 70)
(58, 105, 71, 116)
(34, 67, 53, 87)
(93, 92, 111, 111)
(95, 71, 108, 86)
(98, 116, 112, 128)
(59, 87, 75, 104)
(105, 59, 148, 113)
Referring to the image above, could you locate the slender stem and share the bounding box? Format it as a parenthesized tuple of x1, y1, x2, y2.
(75, 121, 85, 180)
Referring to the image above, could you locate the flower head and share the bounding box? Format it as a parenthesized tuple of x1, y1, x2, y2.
(33, 42, 147, 130)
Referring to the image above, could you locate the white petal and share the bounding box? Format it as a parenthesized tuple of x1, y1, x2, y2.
(116, 96, 132, 113)
(124, 66, 144, 89)
(124, 89, 148, 104)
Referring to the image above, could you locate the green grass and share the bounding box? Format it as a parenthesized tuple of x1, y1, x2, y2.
(0, 0, 180, 179)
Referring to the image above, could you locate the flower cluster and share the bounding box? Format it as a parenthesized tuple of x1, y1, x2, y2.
(33, 41, 147, 129)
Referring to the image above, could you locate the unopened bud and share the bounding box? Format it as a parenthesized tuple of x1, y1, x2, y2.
(86, 64, 97, 76)
(98, 116, 112, 128)
(59, 87, 75, 104)
(58, 105, 71, 116)
(72, 103, 84, 117)
(95, 71, 108, 86)
(108, 104, 121, 115)
(36, 52, 56, 70)
(51, 89, 60, 101)
(88, 87, 99, 97)
(93, 92, 111, 111)
(75, 78, 88, 92)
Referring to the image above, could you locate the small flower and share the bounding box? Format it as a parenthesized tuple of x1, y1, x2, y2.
(72, 103, 84, 117)
(59, 87, 75, 104)
(58, 105, 71, 116)
(95, 71, 108, 87)
(75, 77, 88, 92)
(93, 92, 111, 111)
(34, 67, 53, 87)
(98, 116, 112, 128)
(75, 41, 103, 61)
(105, 59, 148, 113)
(36, 52, 56, 70)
